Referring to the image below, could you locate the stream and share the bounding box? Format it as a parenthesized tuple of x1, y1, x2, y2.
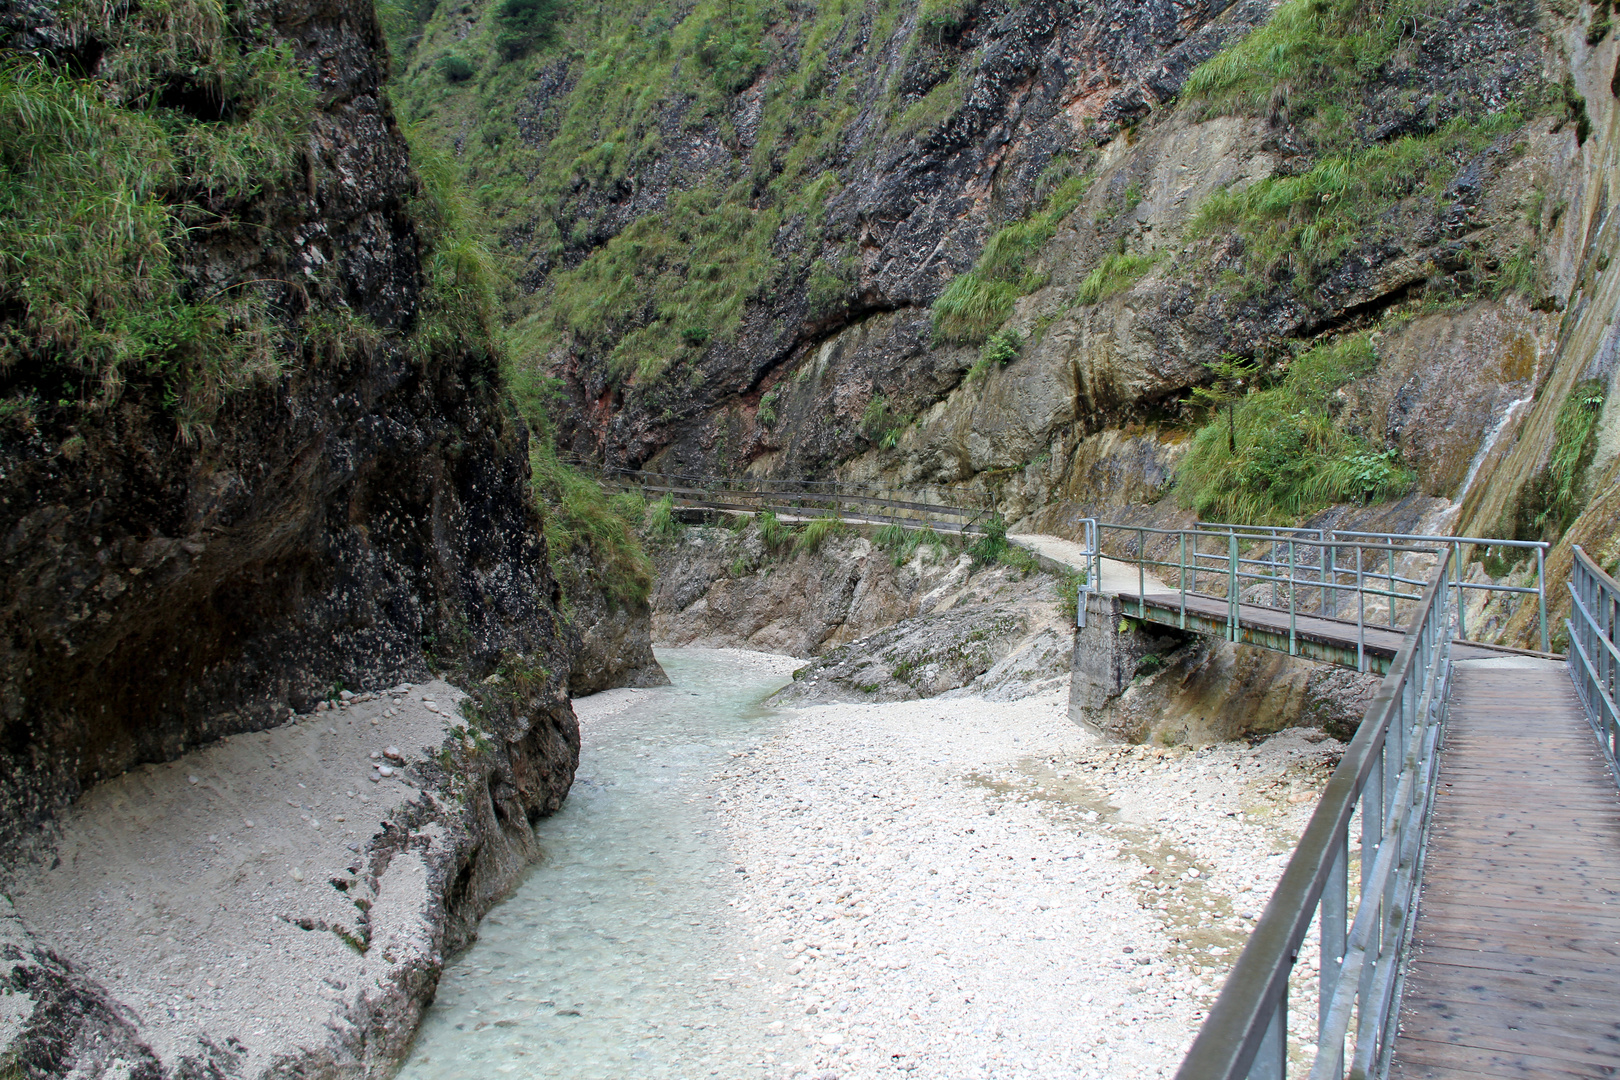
(397, 648, 794, 1079)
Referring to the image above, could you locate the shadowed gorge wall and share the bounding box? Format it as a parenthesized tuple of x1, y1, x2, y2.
(0, 0, 576, 864)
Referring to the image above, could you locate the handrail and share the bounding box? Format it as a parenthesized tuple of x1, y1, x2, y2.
(1196, 520, 1550, 652)
(1176, 549, 1455, 1079)
(1568, 545, 1620, 782)
(588, 465, 993, 534)
(1099, 522, 1443, 671)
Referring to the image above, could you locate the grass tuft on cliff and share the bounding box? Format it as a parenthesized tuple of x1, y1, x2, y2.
(932, 167, 1096, 343)
(1183, 0, 1549, 299)
(1177, 334, 1415, 524)
(0, 0, 315, 441)
(529, 440, 653, 608)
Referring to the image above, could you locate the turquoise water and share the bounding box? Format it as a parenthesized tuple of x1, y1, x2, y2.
(397, 649, 792, 1079)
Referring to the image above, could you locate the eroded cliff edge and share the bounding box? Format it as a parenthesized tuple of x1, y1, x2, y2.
(0, 0, 599, 1072)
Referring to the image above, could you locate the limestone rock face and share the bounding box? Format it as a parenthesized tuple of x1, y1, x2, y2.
(561, 549, 670, 695)
(650, 526, 963, 658)
(0, 0, 575, 864)
(0, 0, 583, 1073)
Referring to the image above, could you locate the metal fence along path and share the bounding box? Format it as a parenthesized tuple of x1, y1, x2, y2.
(593, 467, 1608, 1078)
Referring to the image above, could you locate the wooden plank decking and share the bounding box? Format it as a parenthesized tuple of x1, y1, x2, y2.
(1388, 661, 1620, 1079)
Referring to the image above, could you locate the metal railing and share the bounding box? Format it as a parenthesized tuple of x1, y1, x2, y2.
(1098, 523, 1443, 672)
(1568, 545, 1620, 779)
(1197, 522, 1550, 653)
(1176, 549, 1456, 1080)
(587, 465, 992, 534)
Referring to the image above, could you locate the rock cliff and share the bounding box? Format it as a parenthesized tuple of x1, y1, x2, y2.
(0, 0, 590, 1072)
(397, 0, 1620, 652)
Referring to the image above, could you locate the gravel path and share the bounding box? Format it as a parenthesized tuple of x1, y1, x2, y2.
(706, 684, 1341, 1079)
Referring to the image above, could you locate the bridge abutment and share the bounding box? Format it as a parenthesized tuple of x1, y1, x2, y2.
(1069, 593, 1188, 739)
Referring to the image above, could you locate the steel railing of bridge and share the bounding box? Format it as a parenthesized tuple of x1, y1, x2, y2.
(1568, 545, 1620, 779)
(1098, 523, 1456, 672)
(1175, 548, 1457, 1080)
(1094, 522, 1549, 668)
(585, 465, 994, 534)
(1194, 521, 1550, 653)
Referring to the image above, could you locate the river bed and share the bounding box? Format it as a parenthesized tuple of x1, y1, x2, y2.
(399, 648, 1335, 1079)
(398, 648, 797, 1080)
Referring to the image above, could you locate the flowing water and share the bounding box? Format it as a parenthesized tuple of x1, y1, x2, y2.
(397, 648, 794, 1080)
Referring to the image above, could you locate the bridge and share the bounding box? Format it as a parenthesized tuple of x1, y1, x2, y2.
(597, 466, 1620, 1078)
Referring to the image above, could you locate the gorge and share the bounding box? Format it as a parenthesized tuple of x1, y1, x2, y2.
(0, 0, 1617, 1074)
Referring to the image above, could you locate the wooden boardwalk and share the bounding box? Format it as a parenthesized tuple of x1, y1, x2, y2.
(1388, 660, 1620, 1079)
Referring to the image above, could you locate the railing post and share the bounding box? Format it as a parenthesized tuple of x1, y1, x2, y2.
(1180, 532, 1188, 630)
(1230, 532, 1240, 643)
(1289, 540, 1297, 656)
(1320, 834, 1348, 1076)
(1454, 541, 1466, 643)
(1325, 529, 1336, 618)
(1388, 540, 1398, 628)
(1250, 988, 1287, 1080)
(1357, 546, 1366, 673)
(1538, 544, 1549, 654)
(1138, 526, 1147, 618)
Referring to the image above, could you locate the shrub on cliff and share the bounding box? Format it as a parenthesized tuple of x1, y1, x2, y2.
(1176, 334, 1415, 523)
(495, 0, 567, 60)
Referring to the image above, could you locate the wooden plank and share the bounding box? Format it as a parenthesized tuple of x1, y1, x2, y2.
(1389, 1033, 1620, 1079)
(1406, 943, 1620, 981)
(1392, 1002, 1620, 1067)
(1402, 966, 1620, 1012)
(1391, 663, 1620, 1076)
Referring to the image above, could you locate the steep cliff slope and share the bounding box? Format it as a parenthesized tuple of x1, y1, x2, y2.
(0, 0, 577, 859)
(397, 0, 1620, 651)
(0, 0, 597, 1072)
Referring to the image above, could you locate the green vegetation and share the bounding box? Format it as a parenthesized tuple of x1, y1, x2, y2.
(874, 522, 951, 565)
(861, 395, 911, 448)
(932, 168, 1097, 343)
(1056, 570, 1086, 623)
(1074, 251, 1161, 305)
(1190, 114, 1525, 296)
(437, 53, 476, 81)
(756, 509, 792, 551)
(795, 514, 848, 554)
(967, 326, 1025, 381)
(530, 440, 653, 608)
(996, 543, 1039, 575)
(1184, 0, 1444, 129)
(1177, 334, 1415, 523)
(643, 492, 684, 541)
(968, 512, 1009, 566)
(494, 0, 567, 59)
(405, 125, 658, 613)
(389, 0, 947, 400)
(1511, 380, 1606, 541)
(757, 387, 780, 428)
(0, 0, 316, 442)
(918, 0, 974, 42)
(1182, 0, 1545, 298)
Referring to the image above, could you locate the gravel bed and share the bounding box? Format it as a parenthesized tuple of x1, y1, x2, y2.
(705, 686, 1343, 1079)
